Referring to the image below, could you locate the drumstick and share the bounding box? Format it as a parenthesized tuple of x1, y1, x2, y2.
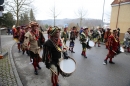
(50, 68, 58, 76)
(50, 68, 66, 79)
(112, 50, 117, 54)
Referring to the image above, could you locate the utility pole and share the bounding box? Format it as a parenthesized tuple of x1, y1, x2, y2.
(116, 0, 121, 28)
(102, 0, 105, 27)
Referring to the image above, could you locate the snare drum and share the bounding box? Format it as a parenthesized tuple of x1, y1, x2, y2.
(59, 58, 76, 77)
(88, 41, 95, 47)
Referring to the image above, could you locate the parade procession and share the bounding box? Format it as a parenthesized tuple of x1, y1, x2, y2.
(1, 0, 130, 86)
(10, 20, 129, 86)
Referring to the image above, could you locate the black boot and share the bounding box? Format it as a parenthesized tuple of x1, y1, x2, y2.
(37, 65, 41, 70)
(57, 83, 60, 86)
(34, 70, 38, 75)
(22, 51, 25, 55)
(109, 61, 115, 64)
(103, 60, 107, 65)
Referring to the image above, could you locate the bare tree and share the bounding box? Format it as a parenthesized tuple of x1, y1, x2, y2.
(75, 7, 88, 27)
(49, 2, 61, 26)
(5, 0, 33, 26)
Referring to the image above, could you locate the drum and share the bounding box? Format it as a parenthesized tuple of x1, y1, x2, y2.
(88, 41, 95, 47)
(59, 58, 76, 77)
(120, 47, 124, 52)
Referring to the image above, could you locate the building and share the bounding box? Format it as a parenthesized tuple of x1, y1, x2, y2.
(110, 0, 130, 40)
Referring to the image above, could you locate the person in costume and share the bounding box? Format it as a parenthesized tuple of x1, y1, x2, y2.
(69, 26, 76, 53)
(47, 26, 52, 39)
(42, 27, 69, 86)
(14, 26, 21, 52)
(103, 30, 120, 64)
(23, 22, 41, 75)
(124, 28, 130, 52)
(37, 24, 45, 49)
(20, 26, 30, 55)
(94, 28, 102, 47)
(104, 28, 111, 49)
(61, 27, 69, 44)
(80, 27, 90, 58)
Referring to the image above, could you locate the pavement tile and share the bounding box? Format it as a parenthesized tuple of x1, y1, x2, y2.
(0, 41, 17, 86)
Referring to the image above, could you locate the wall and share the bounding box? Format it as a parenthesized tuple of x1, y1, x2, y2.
(110, 2, 130, 41)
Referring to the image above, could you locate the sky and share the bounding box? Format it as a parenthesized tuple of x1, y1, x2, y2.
(32, 0, 114, 22)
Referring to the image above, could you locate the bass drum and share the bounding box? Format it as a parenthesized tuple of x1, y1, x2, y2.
(59, 58, 76, 77)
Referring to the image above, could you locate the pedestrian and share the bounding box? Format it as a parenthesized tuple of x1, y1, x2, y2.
(79, 27, 90, 58)
(103, 30, 120, 64)
(42, 27, 66, 86)
(61, 27, 69, 44)
(47, 26, 52, 39)
(104, 28, 111, 49)
(69, 26, 76, 53)
(24, 22, 41, 75)
(124, 28, 130, 52)
(117, 28, 120, 37)
(15, 26, 21, 52)
(94, 28, 102, 47)
(101, 28, 105, 42)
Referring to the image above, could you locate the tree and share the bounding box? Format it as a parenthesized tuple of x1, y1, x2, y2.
(49, 2, 60, 26)
(19, 13, 29, 25)
(0, 12, 15, 28)
(5, 0, 33, 26)
(75, 7, 88, 27)
(30, 9, 35, 21)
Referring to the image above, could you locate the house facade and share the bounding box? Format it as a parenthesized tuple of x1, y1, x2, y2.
(110, 0, 130, 40)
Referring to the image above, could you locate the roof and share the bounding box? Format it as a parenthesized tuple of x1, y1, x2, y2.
(111, 0, 130, 5)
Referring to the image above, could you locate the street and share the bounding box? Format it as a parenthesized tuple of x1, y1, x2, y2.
(12, 34, 130, 86)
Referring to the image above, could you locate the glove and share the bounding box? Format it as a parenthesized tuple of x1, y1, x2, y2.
(45, 62, 51, 69)
(63, 52, 69, 59)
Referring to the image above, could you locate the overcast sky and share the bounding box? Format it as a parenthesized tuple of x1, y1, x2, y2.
(32, 0, 114, 22)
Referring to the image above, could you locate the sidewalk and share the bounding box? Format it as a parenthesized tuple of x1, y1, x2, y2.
(0, 41, 17, 86)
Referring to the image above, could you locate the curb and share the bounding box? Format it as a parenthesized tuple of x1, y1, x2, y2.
(9, 42, 23, 86)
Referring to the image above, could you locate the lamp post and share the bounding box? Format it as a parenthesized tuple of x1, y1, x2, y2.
(102, 0, 105, 27)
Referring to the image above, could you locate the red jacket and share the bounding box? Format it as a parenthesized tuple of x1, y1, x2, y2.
(108, 35, 119, 51)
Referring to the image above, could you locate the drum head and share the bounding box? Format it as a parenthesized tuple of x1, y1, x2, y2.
(89, 41, 95, 47)
(59, 58, 76, 73)
(120, 47, 124, 52)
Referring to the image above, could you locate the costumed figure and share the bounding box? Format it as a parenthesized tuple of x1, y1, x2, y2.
(94, 28, 102, 47)
(21, 26, 30, 55)
(61, 27, 69, 44)
(37, 25, 45, 49)
(14, 26, 21, 52)
(103, 30, 120, 64)
(42, 27, 70, 86)
(47, 26, 52, 39)
(80, 28, 90, 58)
(104, 28, 111, 49)
(69, 26, 76, 53)
(124, 28, 130, 52)
(23, 22, 41, 75)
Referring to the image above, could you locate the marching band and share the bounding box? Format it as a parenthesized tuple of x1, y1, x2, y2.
(12, 21, 130, 86)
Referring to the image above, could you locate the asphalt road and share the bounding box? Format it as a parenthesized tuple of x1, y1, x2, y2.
(12, 34, 130, 86)
(1, 35, 13, 47)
